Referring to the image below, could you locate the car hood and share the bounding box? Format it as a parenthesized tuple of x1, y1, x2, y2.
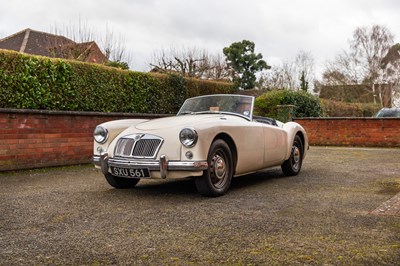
(135, 114, 224, 131)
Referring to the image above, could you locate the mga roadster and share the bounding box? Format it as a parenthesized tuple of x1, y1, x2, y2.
(93, 94, 308, 197)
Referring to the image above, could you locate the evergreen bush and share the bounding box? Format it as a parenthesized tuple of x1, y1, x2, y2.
(254, 90, 323, 119)
(320, 99, 381, 117)
(0, 49, 235, 113)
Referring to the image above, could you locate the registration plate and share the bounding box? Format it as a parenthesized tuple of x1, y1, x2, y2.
(111, 167, 150, 178)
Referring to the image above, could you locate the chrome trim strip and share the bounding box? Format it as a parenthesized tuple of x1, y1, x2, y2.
(94, 153, 208, 177)
(107, 157, 208, 172)
(168, 161, 209, 171)
(109, 159, 160, 170)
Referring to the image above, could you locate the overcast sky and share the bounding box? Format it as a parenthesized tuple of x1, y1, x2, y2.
(1, 0, 400, 77)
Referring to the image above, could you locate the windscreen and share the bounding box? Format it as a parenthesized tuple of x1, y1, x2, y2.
(177, 95, 254, 119)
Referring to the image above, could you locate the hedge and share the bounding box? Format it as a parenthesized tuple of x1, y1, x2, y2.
(320, 99, 381, 117)
(0, 49, 235, 113)
(254, 90, 323, 119)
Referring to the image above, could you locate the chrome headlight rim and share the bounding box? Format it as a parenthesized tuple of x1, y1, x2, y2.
(94, 126, 108, 144)
(179, 127, 198, 148)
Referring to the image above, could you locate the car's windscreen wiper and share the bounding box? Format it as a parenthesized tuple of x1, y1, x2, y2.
(194, 111, 221, 114)
(179, 111, 220, 115)
(179, 111, 196, 115)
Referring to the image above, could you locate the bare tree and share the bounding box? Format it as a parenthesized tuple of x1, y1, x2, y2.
(100, 23, 132, 64)
(260, 50, 315, 91)
(262, 59, 296, 89)
(295, 50, 315, 90)
(50, 21, 132, 67)
(352, 25, 394, 83)
(380, 43, 400, 106)
(149, 46, 231, 80)
(322, 51, 362, 85)
(322, 25, 394, 85)
(321, 24, 396, 105)
(205, 53, 233, 80)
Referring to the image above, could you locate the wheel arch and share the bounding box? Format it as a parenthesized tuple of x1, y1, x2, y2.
(295, 131, 305, 153)
(212, 133, 238, 174)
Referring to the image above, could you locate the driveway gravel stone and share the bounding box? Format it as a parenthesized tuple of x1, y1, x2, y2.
(1, 146, 399, 265)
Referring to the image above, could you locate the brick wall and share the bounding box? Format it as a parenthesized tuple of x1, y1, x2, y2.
(1, 110, 399, 172)
(293, 118, 400, 147)
(0, 109, 165, 171)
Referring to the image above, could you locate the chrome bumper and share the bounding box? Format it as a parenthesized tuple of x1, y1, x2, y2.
(92, 153, 208, 179)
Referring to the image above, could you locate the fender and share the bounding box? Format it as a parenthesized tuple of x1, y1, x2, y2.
(94, 119, 149, 157)
(282, 122, 308, 160)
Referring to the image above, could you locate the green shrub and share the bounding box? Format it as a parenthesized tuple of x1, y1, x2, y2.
(321, 99, 381, 117)
(105, 60, 129, 70)
(185, 77, 237, 98)
(254, 90, 323, 119)
(0, 49, 235, 113)
(0, 53, 76, 110)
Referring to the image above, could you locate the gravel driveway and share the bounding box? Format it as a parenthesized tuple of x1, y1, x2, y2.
(1, 147, 399, 265)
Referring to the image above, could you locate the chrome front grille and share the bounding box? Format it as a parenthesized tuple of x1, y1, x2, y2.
(132, 139, 162, 157)
(114, 134, 163, 158)
(115, 138, 135, 156)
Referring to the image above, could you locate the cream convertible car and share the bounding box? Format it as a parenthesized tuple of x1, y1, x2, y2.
(93, 94, 308, 197)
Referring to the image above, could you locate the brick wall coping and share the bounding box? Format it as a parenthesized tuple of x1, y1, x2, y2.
(294, 117, 399, 120)
(3, 110, 397, 120)
(0, 108, 172, 118)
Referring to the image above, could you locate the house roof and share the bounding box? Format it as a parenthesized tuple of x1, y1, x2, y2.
(0, 28, 106, 63)
(0, 28, 75, 56)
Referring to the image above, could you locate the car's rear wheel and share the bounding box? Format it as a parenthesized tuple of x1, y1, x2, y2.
(195, 139, 233, 197)
(104, 173, 140, 188)
(281, 135, 303, 176)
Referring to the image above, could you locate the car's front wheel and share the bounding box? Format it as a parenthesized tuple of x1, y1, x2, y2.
(281, 135, 303, 176)
(104, 173, 140, 188)
(195, 139, 234, 197)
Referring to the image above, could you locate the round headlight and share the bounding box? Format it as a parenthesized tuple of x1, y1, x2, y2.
(179, 127, 198, 147)
(94, 126, 108, 144)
